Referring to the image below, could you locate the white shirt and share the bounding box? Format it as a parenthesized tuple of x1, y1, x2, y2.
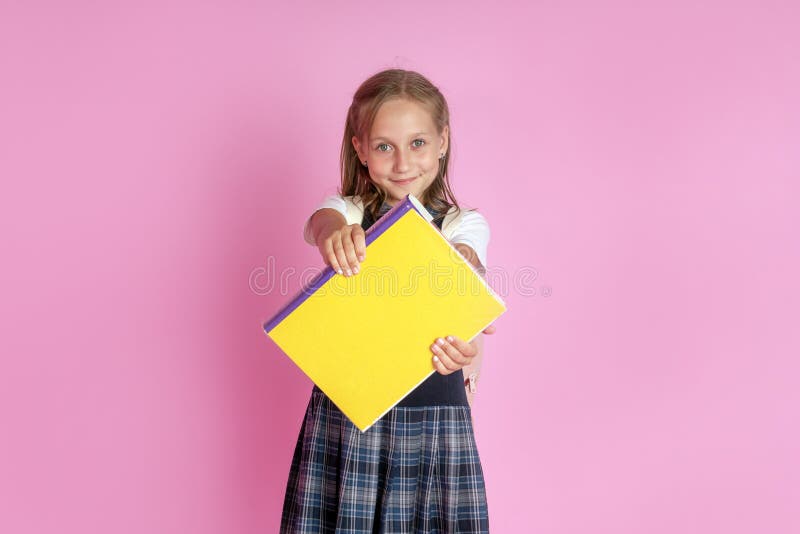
(303, 195, 491, 267)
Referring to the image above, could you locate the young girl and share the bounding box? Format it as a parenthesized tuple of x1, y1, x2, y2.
(281, 68, 496, 533)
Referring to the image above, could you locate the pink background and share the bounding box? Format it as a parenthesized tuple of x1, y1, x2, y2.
(2, 2, 798, 533)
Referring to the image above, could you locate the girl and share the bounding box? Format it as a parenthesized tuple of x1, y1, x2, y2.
(281, 68, 496, 533)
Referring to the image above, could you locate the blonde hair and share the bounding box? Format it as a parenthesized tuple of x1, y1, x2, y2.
(338, 68, 461, 224)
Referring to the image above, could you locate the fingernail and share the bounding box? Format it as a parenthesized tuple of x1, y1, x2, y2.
(353, 265, 359, 274)
(337, 269, 343, 275)
(432, 355, 439, 362)
(345, 269, 352, 276)
(436, 338, 445, 346)
(446, 336, 454, 342)
(431, 344, 439, 352)
(358, 254, 365, 261)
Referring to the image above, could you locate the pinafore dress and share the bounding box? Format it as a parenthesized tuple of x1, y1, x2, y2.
(280, 202, 490, 533)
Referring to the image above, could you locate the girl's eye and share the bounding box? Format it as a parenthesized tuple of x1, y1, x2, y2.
(376, 139, 426, 152)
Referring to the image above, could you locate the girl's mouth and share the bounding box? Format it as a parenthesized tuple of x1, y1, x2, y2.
(391, 176, 418, 185)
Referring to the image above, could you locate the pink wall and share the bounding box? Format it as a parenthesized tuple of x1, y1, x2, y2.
(2, 2, 798, 533)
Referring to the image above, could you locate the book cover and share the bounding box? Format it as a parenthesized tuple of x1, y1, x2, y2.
(263, 194, 507, 431)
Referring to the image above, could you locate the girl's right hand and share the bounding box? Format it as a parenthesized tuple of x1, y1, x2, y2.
(317, 223, 366, 277)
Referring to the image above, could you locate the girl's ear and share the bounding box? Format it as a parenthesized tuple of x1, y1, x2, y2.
(352, 135, 365, 162)
(439, 125, 449, 155)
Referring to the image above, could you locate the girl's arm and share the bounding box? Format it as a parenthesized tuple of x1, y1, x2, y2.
(452, 242, 492, 409)
(309, 208, 346, 245)
(309, 208, 366, 276)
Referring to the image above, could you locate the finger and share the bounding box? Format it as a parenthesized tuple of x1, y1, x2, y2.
(323, 240, 343, 275)
(331, 239, 352, 276)
(431, 352, 455, 375)
(431, 338, 469, 369)
(351, 225, 367, 262)
(433, 345, 464, 371)
(340, 227, 361, 274)
(482, 324, 497, 335)
(443, 335, 477, 358)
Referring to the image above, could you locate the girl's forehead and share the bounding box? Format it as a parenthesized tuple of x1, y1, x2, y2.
(369, 99, 437, 139)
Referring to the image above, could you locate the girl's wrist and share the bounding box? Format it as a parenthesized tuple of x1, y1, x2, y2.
(311, 209, 346, 245)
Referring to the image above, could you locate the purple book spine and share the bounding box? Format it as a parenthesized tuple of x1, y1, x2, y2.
(262, 194, 428, 334)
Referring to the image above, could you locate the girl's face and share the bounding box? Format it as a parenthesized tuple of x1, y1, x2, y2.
(352, 98, 448, 207)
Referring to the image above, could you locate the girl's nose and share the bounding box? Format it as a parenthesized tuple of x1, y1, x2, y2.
(393, 149, 410, 173)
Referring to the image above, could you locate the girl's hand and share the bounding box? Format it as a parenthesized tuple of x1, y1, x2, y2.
(430, 335, 478, 375)
(318, 223, 366, 277)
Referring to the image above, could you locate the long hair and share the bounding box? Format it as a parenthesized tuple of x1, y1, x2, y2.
(338, 69, 461, 224)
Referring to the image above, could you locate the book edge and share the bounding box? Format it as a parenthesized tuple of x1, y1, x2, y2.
(263, 195, 420, 334)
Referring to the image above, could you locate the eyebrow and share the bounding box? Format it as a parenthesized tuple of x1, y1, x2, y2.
(370, 131, 430, 143)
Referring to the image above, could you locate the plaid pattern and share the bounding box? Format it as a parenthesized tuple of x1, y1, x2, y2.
(280, 387, 489, 533)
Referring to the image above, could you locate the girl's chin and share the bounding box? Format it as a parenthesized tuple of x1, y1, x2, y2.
(376, 182, 425, 204)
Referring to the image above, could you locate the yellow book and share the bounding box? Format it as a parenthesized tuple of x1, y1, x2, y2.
(263, 194, 507, 431)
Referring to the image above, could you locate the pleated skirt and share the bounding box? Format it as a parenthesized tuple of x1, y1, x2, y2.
(280, 386, 490, 533)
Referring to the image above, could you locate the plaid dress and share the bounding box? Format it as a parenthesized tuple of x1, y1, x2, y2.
(281, 201, 489, 533)
(279, 387, 489, 533)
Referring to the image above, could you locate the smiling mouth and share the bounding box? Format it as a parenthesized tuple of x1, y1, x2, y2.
(391, 176, 418, 184)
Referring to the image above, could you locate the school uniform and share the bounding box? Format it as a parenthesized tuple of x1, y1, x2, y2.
(281, 198, 490, 533)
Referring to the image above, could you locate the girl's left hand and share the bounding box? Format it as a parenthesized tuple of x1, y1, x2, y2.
(430, 335, 477, 375)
